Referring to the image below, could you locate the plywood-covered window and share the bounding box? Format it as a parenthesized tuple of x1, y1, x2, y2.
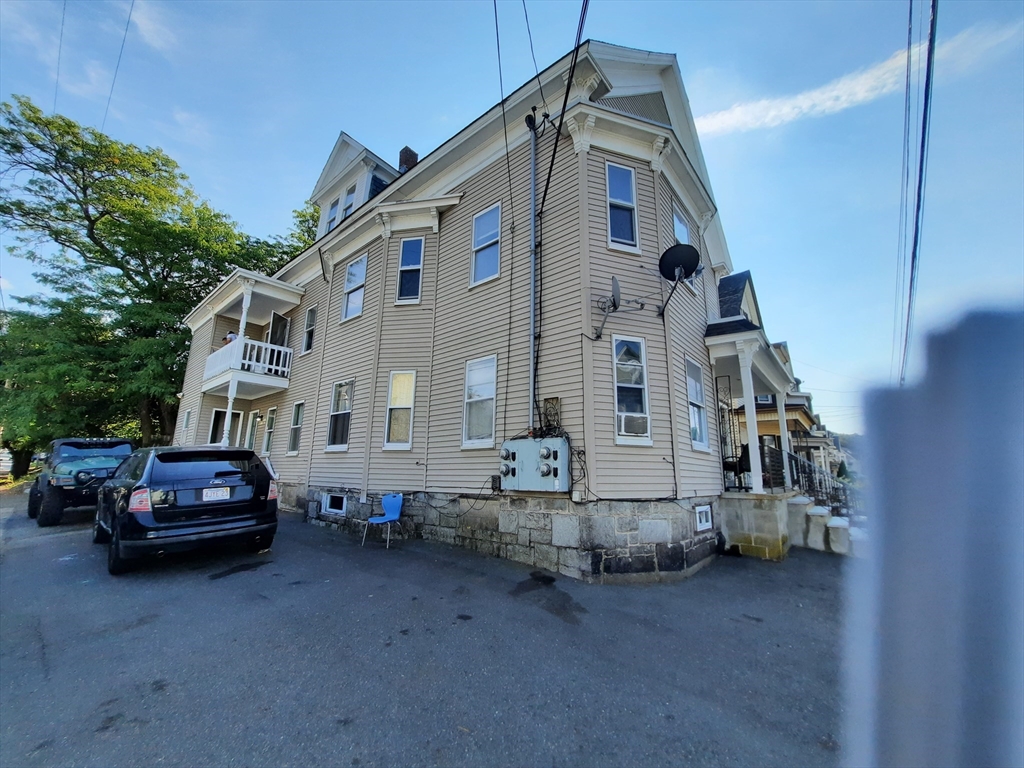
(384, 371, 415, 449)
(686, 359, 709, 450)
(327, 380, 354, 450)
(471, 204, 500, 286)
(397, 238, 424, 303)
(463, 355, 497, 448)
(607, 162, 638, 248)
(612, 335, 651, 443)
(341, 255, 367, 321)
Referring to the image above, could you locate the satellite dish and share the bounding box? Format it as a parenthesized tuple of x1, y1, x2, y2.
(611, 277, 621, 311)
(658, 244, 701, 282)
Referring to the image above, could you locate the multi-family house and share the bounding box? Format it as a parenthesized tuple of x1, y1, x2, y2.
(174, 41, 797, 580)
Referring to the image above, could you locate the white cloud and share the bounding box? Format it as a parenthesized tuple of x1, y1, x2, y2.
(695, 22, 1023, 137)
(129, 0, 177, 53)
(172, 108, 212, 146)
(0, 277, 13, 292)
(60, 60, 112, 100)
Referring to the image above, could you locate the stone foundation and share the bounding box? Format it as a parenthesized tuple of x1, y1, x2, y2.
(719, 491, 793, 561)
(304, 486, 720, 583)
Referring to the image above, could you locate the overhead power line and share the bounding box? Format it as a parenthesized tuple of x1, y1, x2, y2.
(53, 0, 67, 113)
(102, 0, 135, 131)
(521, 0, 548, 115)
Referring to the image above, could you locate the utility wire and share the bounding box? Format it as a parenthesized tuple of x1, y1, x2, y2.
(102, 0, 135, 132)
(53, 0, 67, 113)
(521, 0, 548, 114)
(898, 0, 939, 387)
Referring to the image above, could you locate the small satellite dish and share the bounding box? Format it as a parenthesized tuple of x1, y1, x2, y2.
(658, 244, 701, 282)
(611, 277, 621, 311)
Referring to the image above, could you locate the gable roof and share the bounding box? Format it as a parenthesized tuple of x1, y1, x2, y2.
(718, 271, 752, 319)
(309, 131, 398, 204)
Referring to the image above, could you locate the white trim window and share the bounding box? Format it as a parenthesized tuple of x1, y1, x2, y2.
(695, 504, 713, 532)
(341, 255, 367, 321)
(301, 306, 317, 353)
(471, 204, 500, 286)
(384, 371, 415, 449)
(287, 401, 304, 455)
(607, 162, 638, 249)
(756, 394, 773, 404)
(673, 205, 690, 245)
(326, 198, 339, 232)
(342, 184, 356, 219)
(244, 410, 260, 450)
(261, 407, 277, 455)
(181, 409, 192, 439)
(612, 335, 651, 443)
(326, 380, 354, 450)
(463, 355, 497, 448)
(686, 359, 709, 450)
(396, 237, 424, 303)
(322, 493, 347, 517)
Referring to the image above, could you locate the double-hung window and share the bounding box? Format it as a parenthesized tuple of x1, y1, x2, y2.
(327, 381, 354, 450)
(612, 335, 650, 442)
(287, 402, 304, 455)
(326, 199, 339, 232)
(686, 359, 709, 450)
(341, 255, 367, 321)
(384, 371, 415, 449)
(673, 206, 689, 246)
(301, 306, 317, 353)
(342, 185, 356, 219)
(181, 409, 192, 438)
(397, 238, 423, 302)
(471, 204, 500, 285)
(463, 356, 497, 448)
(261, 407, 276, 455)
(607, 162, 638, 248)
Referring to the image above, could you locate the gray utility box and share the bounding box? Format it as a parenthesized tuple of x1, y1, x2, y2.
(498, 437, 570, 493)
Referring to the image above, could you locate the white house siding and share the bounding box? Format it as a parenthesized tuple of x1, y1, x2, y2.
(174, 317, 213, 445)
(657, 175, 724, 498)
(423, 134, 583, 495)
(585, 148, 675, 500)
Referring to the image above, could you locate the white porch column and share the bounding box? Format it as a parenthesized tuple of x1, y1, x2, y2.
(738, 341, 763, 493)
(237, 278, 255, 338)
(221, 378, 238, 446)
(777, 386, 792, 489)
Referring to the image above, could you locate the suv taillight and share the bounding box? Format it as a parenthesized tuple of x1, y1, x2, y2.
(128, 489, 152, 513)
(268, 481, 278, 501)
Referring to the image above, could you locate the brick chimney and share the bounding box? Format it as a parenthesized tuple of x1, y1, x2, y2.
(399, 146, 418, 174)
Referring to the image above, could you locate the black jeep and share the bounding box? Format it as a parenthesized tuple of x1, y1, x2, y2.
(27, 439, 134, 527)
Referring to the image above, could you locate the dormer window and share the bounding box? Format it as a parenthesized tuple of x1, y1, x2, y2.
(326, 199, 340, 232)
(342, 185, 356, 219)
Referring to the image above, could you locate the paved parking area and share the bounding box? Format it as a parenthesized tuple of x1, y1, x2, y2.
(1, 483, 843, 767)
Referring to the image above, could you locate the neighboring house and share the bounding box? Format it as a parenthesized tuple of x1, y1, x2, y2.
(173, 40, 795, 580)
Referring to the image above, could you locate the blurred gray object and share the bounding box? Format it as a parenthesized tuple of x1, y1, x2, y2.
(846, 311, 1024, 767)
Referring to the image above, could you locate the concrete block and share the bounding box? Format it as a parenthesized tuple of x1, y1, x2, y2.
(808, 505, 831, 517)
(827, 516, 850, 555)
(531, 527, 552, 545)
(806, 514, 828, 551)
(507, 545, 534, 565)
(524, 511, 551, 531)
(639, 519, 671, 544)
(616, 515, 639, 533)
(517, 528, 530, 546)
(787, 504, 807, 548)
(534, 543, 558, 572)
(498, 509, 519, 534)
(551, 515, 580, 548)
(849, 526, 868, 558)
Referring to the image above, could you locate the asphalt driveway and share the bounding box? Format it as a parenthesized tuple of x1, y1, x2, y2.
(0, 483, 842, 767)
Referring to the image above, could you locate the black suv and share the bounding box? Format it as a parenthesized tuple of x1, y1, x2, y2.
(93, 446, 278, 575)
(28, 439, 135, 527)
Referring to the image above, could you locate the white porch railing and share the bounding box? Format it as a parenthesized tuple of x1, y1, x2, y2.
(203, 339, 293, 381)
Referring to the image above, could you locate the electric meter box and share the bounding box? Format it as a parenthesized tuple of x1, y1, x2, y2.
(498, 437, 570, 493)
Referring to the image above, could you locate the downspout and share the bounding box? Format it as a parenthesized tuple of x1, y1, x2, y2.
(527, 113, 538, 434)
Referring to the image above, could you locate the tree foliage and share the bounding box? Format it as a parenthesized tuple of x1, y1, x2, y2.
(0, 96, 314, 450)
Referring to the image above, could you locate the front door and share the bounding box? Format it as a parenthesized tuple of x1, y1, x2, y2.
(209, 409, 243, 445)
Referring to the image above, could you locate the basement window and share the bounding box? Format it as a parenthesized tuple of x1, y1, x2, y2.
(695, 504, 712, 532)
(322, 493, 347, 517)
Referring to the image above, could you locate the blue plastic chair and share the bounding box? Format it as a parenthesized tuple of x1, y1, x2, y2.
(361, 493, 403, 548)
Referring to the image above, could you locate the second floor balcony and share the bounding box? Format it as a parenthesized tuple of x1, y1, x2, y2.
(202, 338, 294, 400)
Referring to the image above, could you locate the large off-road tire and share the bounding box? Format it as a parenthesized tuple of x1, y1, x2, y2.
(37, 485, 64, 527)
(107, 524, 130, 575)
(27, 483, 41, 519)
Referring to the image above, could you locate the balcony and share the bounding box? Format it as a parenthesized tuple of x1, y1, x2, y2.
(201, 339, 294, 400)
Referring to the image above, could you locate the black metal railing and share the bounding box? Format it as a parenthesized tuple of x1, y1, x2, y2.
(785, 448, 860, 514)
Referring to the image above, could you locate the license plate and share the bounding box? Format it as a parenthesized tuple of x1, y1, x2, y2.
(202, 487, 230, 502)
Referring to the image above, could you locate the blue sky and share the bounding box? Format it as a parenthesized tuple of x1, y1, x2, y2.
(1, 0, 1022, 433)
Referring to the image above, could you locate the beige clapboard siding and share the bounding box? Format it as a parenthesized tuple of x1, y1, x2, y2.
(196, 394, 253, 446)
(658, 175, 724, 497)
(423, 129, 583, 494)
(367, 231, 436, 492)
(585, 148, 675, 499)
(175, 317, 213, 445)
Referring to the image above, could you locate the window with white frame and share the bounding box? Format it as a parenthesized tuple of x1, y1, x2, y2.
(261, 407, 277, 455)
(607, 162, 638, 248)
(301, 306, 317, 353)
(756, 395, 773, 404)
(182, 409, 192, 436)
(384, 371, 415, 449)
(686, 359, 709, 449)
(673, 206, 689, 245)
(287, 401, 304, 454)
(326, 198, 339, 232)
(327, 380, 354, 450)
(471, 204, 500, 285)
(463, 356, 497, 447)
(245, 410, 260, 450)
(612, 336, 650, 441)
(397, 238, 424, 302)
(322, 493, 347, 516)
(342, 185, 356, 219)
(341, 255, 367, 321)
(695, 504, 713, 532)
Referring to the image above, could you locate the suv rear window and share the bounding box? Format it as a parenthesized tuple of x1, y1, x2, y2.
(56, 442, 133, 459)
(151, 451, 260, 483)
